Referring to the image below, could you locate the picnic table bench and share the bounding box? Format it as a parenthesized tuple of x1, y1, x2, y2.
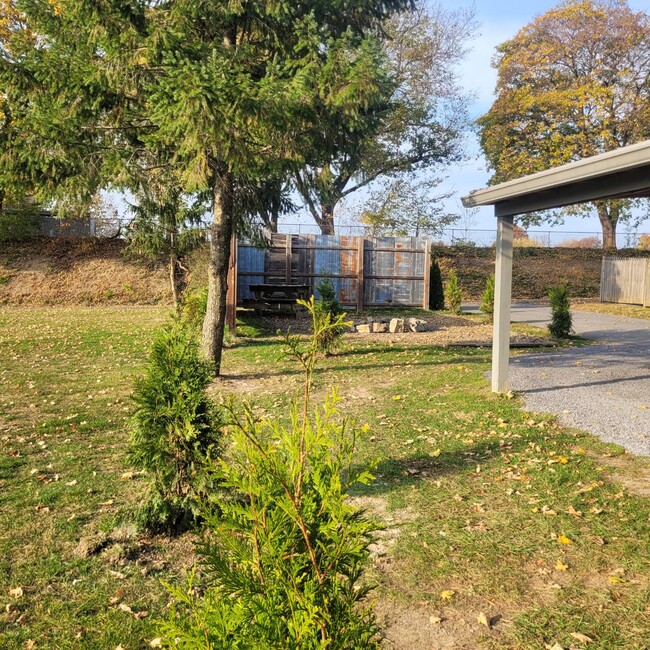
(247, 283, 312, 313)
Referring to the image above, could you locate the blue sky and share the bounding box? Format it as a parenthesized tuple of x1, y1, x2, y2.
(284, 0, 650, 241)
(437, 0, 650, 239)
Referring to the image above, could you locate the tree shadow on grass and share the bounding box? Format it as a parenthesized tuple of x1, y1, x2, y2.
(221, 353, 489, 383)
(347, 436, 529, 499)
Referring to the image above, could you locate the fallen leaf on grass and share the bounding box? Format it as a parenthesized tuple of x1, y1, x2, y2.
(429, 615, 442, 625)
(118, 603, 133, 614)
(429, 449, 441, 458)
(9, 587, 23, 598)
(557, 535, 572, 545)
(555, 561, 569, 572)
(570, 632, 594, 644)
(440, 590, 455, 601)
(477, 612, 490, 628)
(149, 640, 163, 648)
(65, 479, 78, 487)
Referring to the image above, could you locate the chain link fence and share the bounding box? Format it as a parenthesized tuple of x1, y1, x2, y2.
(2, 213, 648, 249)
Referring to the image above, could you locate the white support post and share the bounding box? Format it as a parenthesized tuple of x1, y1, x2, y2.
(492, 215, 514, 393)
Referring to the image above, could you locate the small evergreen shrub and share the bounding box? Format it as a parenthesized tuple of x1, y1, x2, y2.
(444, 269, 462, 314)
(160, 302, 381, 648)
(180, 287, 208, 331)
(548, 285, 573, 339)
(480, 274, 495, 322)
(314, 277, 348, 355)
(128, 322, 222, 532)
(429, 259, 444, 310)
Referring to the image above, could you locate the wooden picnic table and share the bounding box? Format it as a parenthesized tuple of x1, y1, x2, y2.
(248, 283, 312, 312)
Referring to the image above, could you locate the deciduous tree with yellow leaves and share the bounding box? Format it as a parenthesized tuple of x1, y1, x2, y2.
(478, 0, 650, 249)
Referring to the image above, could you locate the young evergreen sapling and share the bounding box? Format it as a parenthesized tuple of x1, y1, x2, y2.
(160, 299, 380, 647)
(128, 323, 222, 532)
(548, 285, 573, 338)
(480, 274, 495, 323)
(314, 277, 348, 355)
(444, 269, 462, 315)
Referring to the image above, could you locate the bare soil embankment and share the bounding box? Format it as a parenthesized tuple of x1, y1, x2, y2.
(2, 238, 648, 306)
(0, 238, 172, 305)
(433, 245, 650, 300)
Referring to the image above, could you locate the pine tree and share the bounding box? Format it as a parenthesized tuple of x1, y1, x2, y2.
(0, 0, 416, 375)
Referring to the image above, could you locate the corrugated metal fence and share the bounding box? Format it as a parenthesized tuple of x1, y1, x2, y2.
(233, 233, 430, 310)
(601, 258, 650, 307)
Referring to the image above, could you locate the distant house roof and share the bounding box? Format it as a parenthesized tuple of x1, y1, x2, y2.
(461, 140, 650, 218)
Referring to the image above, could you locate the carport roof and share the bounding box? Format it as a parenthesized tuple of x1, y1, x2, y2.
(461, 139, 650, 218)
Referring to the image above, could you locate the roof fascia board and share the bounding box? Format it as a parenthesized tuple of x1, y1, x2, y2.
(493, 165, 650, 217)
(463, 140, 650, 209)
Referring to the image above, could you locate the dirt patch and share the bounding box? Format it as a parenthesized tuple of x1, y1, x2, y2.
(588, 452, 650, 497)
(374, 599, 507, 650)
(349, 495, 419, 562)
(259, 312, 549, 349)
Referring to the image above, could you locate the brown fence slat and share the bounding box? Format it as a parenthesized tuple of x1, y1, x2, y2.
(601, 257, 650, 305)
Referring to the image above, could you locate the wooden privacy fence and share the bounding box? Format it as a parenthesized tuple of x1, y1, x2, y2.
(227, 233, 431, 323)
(600, 257, 650, 307)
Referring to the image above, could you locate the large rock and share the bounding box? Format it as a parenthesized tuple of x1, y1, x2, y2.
(356, 323, 371, 334)
(389, 318, 405, 333)
(407, 318, 428, 332)
(372, 322, 389, 333)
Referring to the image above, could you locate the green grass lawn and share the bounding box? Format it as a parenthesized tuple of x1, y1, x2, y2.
(573, 300, 650, 321)
(1, 306, 649, 649)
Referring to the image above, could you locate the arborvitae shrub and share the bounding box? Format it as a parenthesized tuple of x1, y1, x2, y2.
(480, 274, 495, 322)
(128, 323, 222, 532)
(180, 287, 208, 330)
(548, 285, 573, 338)
(444, 269, 462, 314)
(429, 259, 444, 310)
(159, 301, 381, 648)
(314, 277, 348, 354)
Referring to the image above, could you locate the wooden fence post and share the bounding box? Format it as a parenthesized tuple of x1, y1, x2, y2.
(356, 237, 365, 312)
(285, 234, 292, 284)
(422, 240, 431, 310)
(226, 234, 238, 334)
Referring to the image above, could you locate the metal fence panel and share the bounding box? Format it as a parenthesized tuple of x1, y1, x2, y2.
(237, 234, 427, 309)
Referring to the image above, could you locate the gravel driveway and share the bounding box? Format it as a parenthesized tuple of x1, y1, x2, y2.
(506, 303, 650, 456)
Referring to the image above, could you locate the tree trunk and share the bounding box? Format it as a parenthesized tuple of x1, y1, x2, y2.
(596, 202, 617, 250)
(201, 171, 234, 375)
(169, 251, 179, 309)
(269, 210, 279, 233)
(320, 203, 335, 235)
